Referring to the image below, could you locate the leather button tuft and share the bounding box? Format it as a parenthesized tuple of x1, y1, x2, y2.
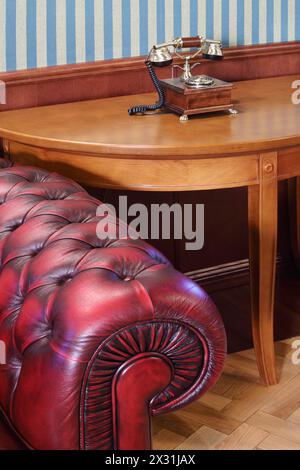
(57, 275, 74, 285)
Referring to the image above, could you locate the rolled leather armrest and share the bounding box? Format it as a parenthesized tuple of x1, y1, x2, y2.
(0, 162, 226, 450)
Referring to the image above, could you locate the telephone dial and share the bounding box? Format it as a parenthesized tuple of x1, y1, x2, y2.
(128, 35, 237, 121)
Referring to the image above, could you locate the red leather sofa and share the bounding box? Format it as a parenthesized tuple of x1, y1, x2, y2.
(0, 158, 226, 450)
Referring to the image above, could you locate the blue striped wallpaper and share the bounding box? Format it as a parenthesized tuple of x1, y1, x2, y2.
(0, 0, 299, 72)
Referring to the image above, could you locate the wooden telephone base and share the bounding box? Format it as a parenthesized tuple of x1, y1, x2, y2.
(159, 77, 236, 121)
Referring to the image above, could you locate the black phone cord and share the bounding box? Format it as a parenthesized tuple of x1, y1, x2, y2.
(128, 61, 165, 115)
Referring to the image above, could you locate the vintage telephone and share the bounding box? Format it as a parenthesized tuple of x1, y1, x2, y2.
(128, 35, 236, 121)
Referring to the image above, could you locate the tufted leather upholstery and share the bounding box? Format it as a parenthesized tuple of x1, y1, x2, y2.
(0, 157, 12, 169)
(0, 159, 226, 450)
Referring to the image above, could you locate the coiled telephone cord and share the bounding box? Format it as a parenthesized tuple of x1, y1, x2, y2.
(128, 61, 165, 115)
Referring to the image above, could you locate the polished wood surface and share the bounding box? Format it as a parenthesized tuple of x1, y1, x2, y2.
(0, 76, 299, 159)
(1, 75, 300, 387)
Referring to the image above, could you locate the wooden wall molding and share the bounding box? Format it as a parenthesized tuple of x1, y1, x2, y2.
(0, 41, 299, 111)
(186, 256, 292, 294)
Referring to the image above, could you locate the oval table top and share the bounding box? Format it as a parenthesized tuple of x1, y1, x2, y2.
(0, 75, 299, 158)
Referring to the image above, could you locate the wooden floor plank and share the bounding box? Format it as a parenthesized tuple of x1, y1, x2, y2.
(198, 392, 232, 412)
(258, 434, 300, 451)
(175, 426, 226, 451)
(178, 404, 241, 435)
(221, 380, 285, 422)
(153, 430, 186, 450)
(287, 408, 300, 426)
(261, 373, 300, 419)
(247, 411, 300, 444)
(213, 423, 268, 450)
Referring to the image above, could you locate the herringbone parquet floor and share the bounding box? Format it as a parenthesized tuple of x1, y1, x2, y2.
(153, 337, 300, 450)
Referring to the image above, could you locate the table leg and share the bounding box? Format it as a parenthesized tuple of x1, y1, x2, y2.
(288, 177, 300, 271)
(248, 152, 278, 386)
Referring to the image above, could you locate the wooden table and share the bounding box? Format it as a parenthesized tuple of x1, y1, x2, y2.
(1, 75, 300, 385)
